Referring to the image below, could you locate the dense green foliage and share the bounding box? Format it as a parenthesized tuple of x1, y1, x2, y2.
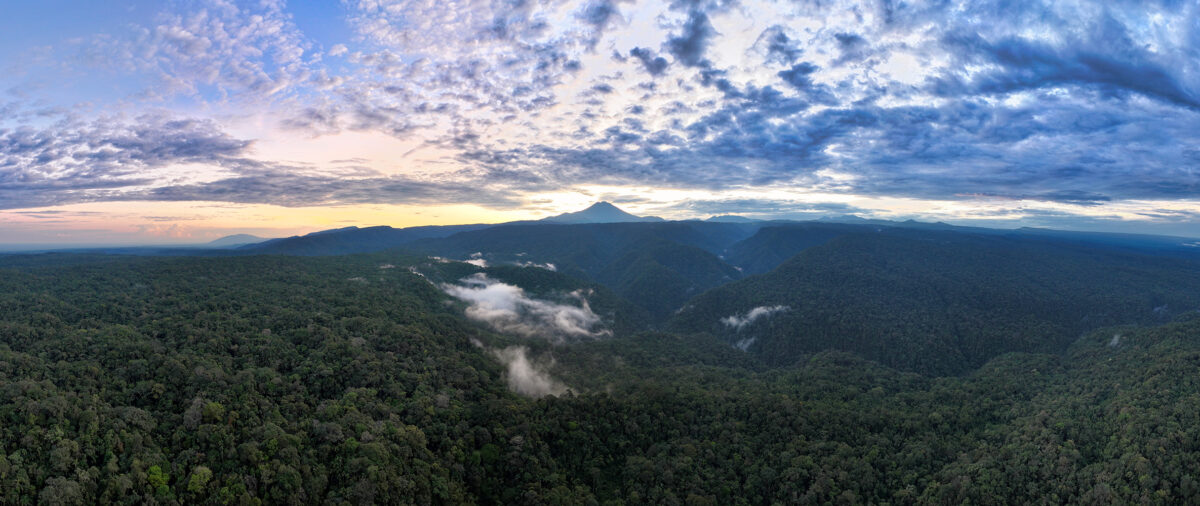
(3, 245, 1200, 504)
(409, 222, 752, 319)
(593, 240, 740, 319)
(720, 223, 862, 274)
(919, 318, 1200, 504)
(0, 254, 511, 503)
(240, 225, 492, 256)
(674, 230, 1200, 375)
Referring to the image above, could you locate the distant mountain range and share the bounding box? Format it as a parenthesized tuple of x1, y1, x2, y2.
(22, 202, 1198, 259)
(6, 200, 1200, 379)
(206, 234, 268, 248)
(238, 224, 490, 256)
(705, 215, 757, 223)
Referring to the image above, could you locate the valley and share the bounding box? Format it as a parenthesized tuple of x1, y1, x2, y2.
(4, 205, 1200, 503)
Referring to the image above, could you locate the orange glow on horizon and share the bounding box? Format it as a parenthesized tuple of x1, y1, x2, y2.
(0, 201, 545, 245)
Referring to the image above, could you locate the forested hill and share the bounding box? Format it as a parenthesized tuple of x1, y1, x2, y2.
(39, 216, 1200, 328)
(405, 222, 755, 319)
(672, 229, 1200, 375)
(238, 224, 492, 256)
(4, 252, 1200, 503)
(202, 219, 1200, 328)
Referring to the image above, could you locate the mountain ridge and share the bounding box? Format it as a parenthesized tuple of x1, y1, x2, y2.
(206, 234, 268, 248)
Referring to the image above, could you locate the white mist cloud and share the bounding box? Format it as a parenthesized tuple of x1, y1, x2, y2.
(464, 252, 488, 267)
(490, 346, 568, 398)
(441, 273, 609, 341)
(721, 305, 790, 330)
(734, 337, 756, 351)
(514, 260, 557, 271)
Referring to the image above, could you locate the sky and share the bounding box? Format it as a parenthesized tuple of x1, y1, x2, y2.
(1, 0, 1199, 246)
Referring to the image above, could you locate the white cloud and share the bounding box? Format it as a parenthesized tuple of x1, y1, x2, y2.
(514, 260, 557, 271)
(94, 0, 315, 103)
(464, 252, 489, 267)
(734, 336, 756, 351)
(441, 273, 609, 341)
(490, 345, 569, 398)
(721, 305, 789, 330)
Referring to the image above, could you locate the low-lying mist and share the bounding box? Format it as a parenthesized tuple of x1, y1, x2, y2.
(489, 345, 569, 398)
(440, 272, 609, 398)
(442, 273, 610, 342)
(721, 305, 790, 330)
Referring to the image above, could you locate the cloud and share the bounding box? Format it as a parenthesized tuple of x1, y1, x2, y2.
(434, 0, 1200, 212)
(465, 252, 488, 267)
(6, 0, 1200, 236)
(666, 10, 717, 67)
(630, 47, 669, 76)
(832, 32, 868, 64)
(578, 0, 633, 45)
(753, 26, 803, 64)
(489, 346, 569, 398)
(590, 83, 615, 95)
(441, 273, 610, 341)
(514, 260, 557, 271)
(734, 336, 755, 351)
(315, 0, 592, 135)
(721, 305, 789, 330)
(0, 114, 250, 209)
(938, 29, 1200, 109)
(82, 0, 315, 103)
(136, 171, 525, 209)
(0, 111, 537, 210)
(777, 62, 819, 90)
(662, 198, 867, 218)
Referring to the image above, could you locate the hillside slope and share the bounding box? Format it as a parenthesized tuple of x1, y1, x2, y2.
(240, 224, 490, 255)
(409, 222, 755, 318)
(5, 252, 1200, 503)
(673, 229, 1200, 375)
